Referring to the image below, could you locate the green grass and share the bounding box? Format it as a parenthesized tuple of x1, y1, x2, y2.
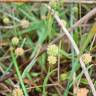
(0, 2, 95, 96)
(11, 51, 28, 96)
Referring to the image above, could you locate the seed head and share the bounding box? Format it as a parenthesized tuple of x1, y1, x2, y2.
(47, 44, 58, 56)
(73, 7, 78, 13)
(81, 53, 92, 64)
(48, 56, 57, 65)
(3, 17, 10, 24)
(12, 37, 19, 46)
(20, 19, 30, 28)
(15, 47, 24, 56)
(12, 88, 24, 96)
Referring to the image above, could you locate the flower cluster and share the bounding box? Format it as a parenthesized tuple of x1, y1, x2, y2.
(48, 56, 57, 65)
(81, 53, 92, 64)
(47, 44, 58, 56)
(9, 19, 29, 56)
(47, 44, 58, 65)
(3, 16, 10, 25)
(12, 88, 24, 96)
(11, 37, 24, 56)
(20, 19, 30, 29)
(15, 47, 24, 56)
(12, 37, 19, 46)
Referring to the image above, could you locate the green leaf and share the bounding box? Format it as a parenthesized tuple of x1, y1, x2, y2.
(80, 78, 88, 85)
(22, 58, 37, 78)
(38, 53, 46, 69)
(81, 23, 96, 53)
(42, 68, 57, 96)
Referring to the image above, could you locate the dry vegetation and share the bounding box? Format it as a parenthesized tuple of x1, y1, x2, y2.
(0, 0, 96, 96)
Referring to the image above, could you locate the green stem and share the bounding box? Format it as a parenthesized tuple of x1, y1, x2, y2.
(11, 51, 28, 96)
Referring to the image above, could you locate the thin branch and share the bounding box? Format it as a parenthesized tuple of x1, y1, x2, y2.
(45, 4, 96, 96)
(90, 34, 96, 50)
(27, 83, 59, 89)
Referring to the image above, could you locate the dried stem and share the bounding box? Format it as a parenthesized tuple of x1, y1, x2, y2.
(27, 83, 59, 89)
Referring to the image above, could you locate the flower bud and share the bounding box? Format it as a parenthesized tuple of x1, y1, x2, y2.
(73, 7, 78, 13)
(12, 88, 24, 96)
(48, 56, 57, 65)
(60, 72, 69, 81)
(15, 47, 24, 56)
(3, 16, 10, 24)
(81, 53, 92, 64)
(20, 19, 30, 28)
(47, 44, 58, 56)
(12, 37, 19, 46)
